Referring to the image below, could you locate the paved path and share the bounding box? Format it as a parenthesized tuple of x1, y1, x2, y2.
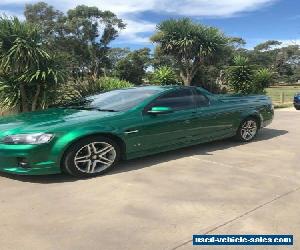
(0, 109, 299, 250)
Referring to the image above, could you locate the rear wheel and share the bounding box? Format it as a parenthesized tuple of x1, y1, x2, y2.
(235, 118, 258, 142)
(62, 136, 120, 178)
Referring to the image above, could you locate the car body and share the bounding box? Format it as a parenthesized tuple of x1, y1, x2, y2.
(0, 85, 274, 177)
(294, 93, 300, 110)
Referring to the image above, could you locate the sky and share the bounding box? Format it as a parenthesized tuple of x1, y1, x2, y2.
(0, 0, 299, 50)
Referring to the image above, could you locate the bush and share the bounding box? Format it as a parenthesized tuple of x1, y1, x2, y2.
(152, 66, 179, 85)
(253, 68, 273, 89)
(52, 77, 133, 106)
(226, 56, 272, 94)
(226, 56, 254, 94)
(100, 77, 133, 91)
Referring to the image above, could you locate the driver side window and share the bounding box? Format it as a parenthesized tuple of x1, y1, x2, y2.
(146, 89, 195, 112)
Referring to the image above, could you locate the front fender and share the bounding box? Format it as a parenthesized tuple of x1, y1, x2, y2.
(48, 125, 123, 164)
(240, 110, 263, 128)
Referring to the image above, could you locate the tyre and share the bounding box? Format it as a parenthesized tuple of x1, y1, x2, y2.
(235, 117, 258, 142)
(295, 106, 300, 110)
(62, 136, 120, 178)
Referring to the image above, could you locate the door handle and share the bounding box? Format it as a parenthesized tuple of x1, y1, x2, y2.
(124, 130, 139, 134)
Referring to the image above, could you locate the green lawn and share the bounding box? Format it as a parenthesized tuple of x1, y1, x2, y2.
(266, 85, 300, 104)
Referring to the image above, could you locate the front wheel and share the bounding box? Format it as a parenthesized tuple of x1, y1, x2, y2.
(235, 118, 258, 142)
(62, 136, 120, 178)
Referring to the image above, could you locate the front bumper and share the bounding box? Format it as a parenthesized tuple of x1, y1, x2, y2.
(262, 118, 273, 128)
(0, 144, 61, 175)
(261, 105, 274, 128)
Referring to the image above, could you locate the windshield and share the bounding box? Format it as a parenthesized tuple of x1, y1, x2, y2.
(64, 88, 160, 112)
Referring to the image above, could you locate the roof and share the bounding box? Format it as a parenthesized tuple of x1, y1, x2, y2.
(130, 85, 212, 94)
(130, 85, 190, 91)
(117, 85, 213, 95)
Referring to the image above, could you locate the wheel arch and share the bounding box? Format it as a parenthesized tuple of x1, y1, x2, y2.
(241, 112, 262, 129)
(58, 132, 127, 169)
(246, 114, 262, 128)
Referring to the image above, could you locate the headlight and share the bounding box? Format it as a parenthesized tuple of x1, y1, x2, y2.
(1, 133, 54, 145)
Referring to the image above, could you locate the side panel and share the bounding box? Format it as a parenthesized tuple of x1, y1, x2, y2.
(188, 104, 239, 143)
(124, 109, 197, 155)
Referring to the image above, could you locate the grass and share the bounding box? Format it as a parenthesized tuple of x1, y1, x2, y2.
(273, 103, 293, 109)
(266, 85, 300, 104)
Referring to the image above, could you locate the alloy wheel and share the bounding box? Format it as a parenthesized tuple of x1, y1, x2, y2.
(74, 142, 116, 174)
(240, 120, 257, 141)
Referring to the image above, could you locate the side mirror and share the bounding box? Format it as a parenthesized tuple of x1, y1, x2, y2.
(147, 106, 174, 115)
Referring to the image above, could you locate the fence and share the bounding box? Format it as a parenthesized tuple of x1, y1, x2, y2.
(266, 86, 300, 106)
(272, 92, 292, 104)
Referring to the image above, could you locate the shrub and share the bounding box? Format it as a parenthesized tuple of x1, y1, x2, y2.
(253, 68, 273, 89)
(100, 77, 133, 91)
(152, 66, 179, 85)
(226, 56, 254, 94)
(52, 77, 133, 106)
(226, 56, 272, 94)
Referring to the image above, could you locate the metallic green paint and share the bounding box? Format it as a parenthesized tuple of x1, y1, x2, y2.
(0, 86, 274, 175)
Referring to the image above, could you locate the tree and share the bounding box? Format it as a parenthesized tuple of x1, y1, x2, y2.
(106, 48, 130, 75)
(24, 3, 126, 80)
(274, 45, 300, 82)
(228, 37, 246, 49)
(24, 2, 63, 37)
(115, 48, 151, 84)
(0, 17, 67, 112)
(245, 40, 281, 69)
(254, 40, 282, 51)
(152, 46, 175, 69)
(63, 5, 126, 79)
(151, 18, 228, 86)
(246, 41, 300, 84)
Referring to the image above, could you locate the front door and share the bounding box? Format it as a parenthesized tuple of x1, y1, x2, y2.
(129, 88, 197, 154)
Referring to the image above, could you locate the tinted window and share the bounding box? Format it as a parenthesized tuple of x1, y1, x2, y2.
(147, 89, 195, 111)
(62, 88, 160, 111)
(194, 90, 209, 107)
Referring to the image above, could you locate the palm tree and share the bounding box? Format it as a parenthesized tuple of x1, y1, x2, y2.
(151, 18, 228, 86)
(0, 16, 67, 112)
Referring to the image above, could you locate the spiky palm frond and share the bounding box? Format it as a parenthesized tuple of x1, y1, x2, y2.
(0, 16, 68, 111)
(153, 66, 178, 85)
(0, 16, 48, 72)
(0, 75, 20, 111)
(151, 18, 227, 61)
(253, 68, 274, 88)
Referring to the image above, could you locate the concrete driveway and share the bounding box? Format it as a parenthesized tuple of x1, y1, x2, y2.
(0, 109, 299, 250)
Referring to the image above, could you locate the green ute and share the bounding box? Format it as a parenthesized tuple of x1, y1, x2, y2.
(0, 86, 274, 178)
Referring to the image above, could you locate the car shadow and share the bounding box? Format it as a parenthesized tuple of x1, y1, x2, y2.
(0, 128, 288, 184)
(109, 127, 288, 175)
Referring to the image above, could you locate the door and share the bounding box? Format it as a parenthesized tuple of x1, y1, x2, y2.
(131, 88, 197, 153)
